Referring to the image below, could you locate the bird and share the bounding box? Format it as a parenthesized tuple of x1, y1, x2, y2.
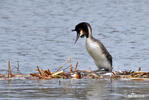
(72, 22, 113, 72)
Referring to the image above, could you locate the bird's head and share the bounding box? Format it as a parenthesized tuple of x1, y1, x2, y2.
(72, 22, 92, 44)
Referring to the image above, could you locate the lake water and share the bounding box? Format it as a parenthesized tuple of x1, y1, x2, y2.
(0, 79, 149, 100)
(0, 0, 149, 100)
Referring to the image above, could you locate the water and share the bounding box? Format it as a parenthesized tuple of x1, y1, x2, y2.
(0, 79, 149, 100)
(0, 0, 149, 100)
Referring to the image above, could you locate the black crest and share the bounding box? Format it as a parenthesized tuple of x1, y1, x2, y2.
(73, 22, 92, 38)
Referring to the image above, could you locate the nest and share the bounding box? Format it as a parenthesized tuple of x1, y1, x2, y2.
(1, 59, 149, 81)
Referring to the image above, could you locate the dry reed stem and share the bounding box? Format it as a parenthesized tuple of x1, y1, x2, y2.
(55, 57, 71, 73)
(37, 66, 43, 76)
(52, 70, 64, 77)
(8, 60, 12, 78)
(69, 57, 73, 73)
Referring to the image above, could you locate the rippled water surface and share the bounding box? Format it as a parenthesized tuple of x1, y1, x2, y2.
(1, 79, 149, 100)
(0, 0, 149, 100)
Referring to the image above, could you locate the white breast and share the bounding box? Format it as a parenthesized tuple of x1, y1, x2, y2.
(86, 38, 111, 70)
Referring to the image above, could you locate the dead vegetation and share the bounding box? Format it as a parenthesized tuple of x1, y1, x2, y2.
(1, 58, 149, 81)
(0, 60, 24, 80)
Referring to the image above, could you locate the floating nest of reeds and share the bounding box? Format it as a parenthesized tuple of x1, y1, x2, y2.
(1, 58, 149, 81)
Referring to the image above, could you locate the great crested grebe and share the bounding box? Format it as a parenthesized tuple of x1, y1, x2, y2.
(72, 22, 112, 72)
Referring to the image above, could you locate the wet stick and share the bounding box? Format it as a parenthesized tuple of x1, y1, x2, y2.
(8, 60, 12, 78)
(74, 61, 78, 72)
(17, 61, 20, 72)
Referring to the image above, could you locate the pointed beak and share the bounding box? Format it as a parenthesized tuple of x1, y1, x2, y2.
(72, 29, 80, 44)
(72, 29, 75, 32)
(74, 33, 80, 44)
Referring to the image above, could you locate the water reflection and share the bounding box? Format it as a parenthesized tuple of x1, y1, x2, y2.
(87, 80, 149, 100)
(0, 79, 149, 100)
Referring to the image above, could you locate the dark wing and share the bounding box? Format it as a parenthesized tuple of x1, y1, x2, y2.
(92, 37, 112, 66)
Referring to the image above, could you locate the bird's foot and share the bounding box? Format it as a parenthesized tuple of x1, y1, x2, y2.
(92, 69, 108, 74)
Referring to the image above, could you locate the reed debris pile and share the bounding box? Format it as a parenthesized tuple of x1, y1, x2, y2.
(1, 59, 149, 81)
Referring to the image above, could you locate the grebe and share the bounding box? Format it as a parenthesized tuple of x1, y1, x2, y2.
(72, 22, 112, 72)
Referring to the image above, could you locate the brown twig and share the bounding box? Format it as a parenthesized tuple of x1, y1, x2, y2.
(37, 66, 43, 76)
